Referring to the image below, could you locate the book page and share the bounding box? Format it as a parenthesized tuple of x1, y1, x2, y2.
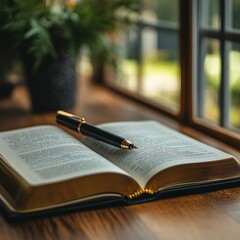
(83, 121, 236, 188)
(0, 126, 129, 185)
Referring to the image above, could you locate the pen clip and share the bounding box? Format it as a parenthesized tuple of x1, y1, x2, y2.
(57, 110, 86, 124)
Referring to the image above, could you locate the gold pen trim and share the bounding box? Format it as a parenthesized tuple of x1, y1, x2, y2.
(57, 110, 86, 133)
(121, 139, 133, 149)
(77, 118, 86, 133)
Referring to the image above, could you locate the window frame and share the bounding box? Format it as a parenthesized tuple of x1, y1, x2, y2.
(187, 0, 240, 148)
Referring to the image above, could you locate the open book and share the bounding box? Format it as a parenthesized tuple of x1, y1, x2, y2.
(0, 121, 239, 218)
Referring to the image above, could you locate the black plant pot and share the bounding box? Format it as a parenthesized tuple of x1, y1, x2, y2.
(0, 82, 14, 99)
(24, 54, 77, 112)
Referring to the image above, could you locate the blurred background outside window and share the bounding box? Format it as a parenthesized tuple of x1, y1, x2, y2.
(105, 0, 181, 114)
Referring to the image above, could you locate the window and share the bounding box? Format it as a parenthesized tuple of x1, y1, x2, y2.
(192, 0, 240, 147)
(105, 0, 181, 115)
(104, 0, 240, 148)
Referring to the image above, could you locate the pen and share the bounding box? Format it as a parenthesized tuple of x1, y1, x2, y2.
(56, 110, 138, 150)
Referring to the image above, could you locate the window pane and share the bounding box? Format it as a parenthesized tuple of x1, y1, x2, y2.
(115, 31, 139, 92)
(230, 0, 240, 30)
(229, 42, 240, 130)
(142, 0, 179, 23)
(202, 39, 221, 123)
(141, 28, 180, 109)
(106, 1, 181, 113)
(195, 0, 240, 145)
(200, 0, 220, 29)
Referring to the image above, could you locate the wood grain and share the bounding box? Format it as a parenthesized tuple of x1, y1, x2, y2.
(0, 78, 240, 240)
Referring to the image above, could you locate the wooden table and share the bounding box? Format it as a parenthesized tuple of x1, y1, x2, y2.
(0, 78, 240, 240)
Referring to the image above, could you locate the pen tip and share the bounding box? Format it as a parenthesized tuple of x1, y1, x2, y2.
(129, 144, 138, 150)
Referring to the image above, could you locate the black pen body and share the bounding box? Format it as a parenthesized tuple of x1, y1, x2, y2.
(56, 113, 124, 148)
(56, 111, 136, 149)
(56, 114, 80, 132)
(80, 123, 124, 148)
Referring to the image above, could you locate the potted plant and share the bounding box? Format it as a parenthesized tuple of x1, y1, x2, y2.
(0, 0, 139, 111)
